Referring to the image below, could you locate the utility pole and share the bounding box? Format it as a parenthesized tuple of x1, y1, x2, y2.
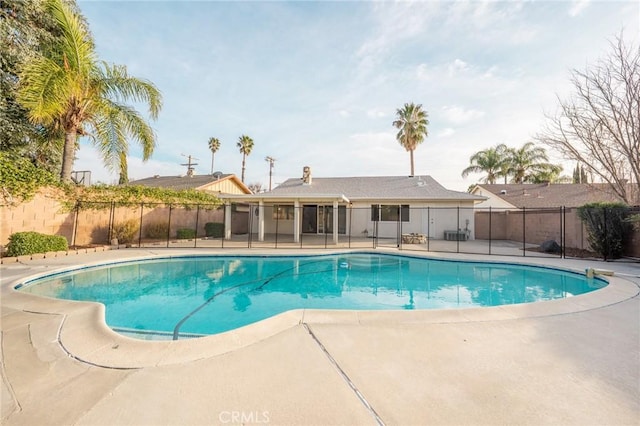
(181, 154, 199, 177)
(265, 156, 276, 191)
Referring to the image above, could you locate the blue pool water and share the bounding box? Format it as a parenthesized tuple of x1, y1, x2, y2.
(17, 253, 606, 338)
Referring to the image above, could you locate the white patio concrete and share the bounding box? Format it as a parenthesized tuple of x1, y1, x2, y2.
(1, 248, 638, 425)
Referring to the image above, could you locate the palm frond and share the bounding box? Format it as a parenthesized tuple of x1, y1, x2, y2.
(99, 63, 162, 119)
(47, 0, 95, 78)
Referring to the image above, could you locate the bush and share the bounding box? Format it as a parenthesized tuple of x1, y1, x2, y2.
(144, 221, 169, 239)
(577, 202, 631, 260)
(177, 228, 196, 239)
(6, 232, 68, 257)
(112, 219, 139, 244)
(204, 222, 225, 238)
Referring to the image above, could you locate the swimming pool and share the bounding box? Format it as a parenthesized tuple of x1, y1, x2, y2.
(17, 253, 606, 339)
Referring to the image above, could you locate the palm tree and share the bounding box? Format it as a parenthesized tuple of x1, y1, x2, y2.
(527, 164, 568, 183)
(507, 142, 556, 184)
(237, 135, 253, 182)
(208, 137, 220, 175)
(393, 102, 429, 176)
(17, 0, 162, 183)
(461, 144, 510, 184)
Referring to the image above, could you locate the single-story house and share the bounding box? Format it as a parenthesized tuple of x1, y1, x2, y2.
(470, 183, 629, 209)
(129, 173, 252, 195)
(218, 168, 485, 243)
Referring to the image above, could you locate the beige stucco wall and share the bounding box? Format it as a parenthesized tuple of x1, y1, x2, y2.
(0, 193, 227, 247)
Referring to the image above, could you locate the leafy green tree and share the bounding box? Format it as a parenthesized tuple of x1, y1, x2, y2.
(237, 135, 253, 182)
(17, 0, 162, 183)
(461, 143, 510, 184)
(0, 0, 66, 172)
(507, 142, 557, 184)
(208, 137, 220, 175)
(393, 102, 429, 176)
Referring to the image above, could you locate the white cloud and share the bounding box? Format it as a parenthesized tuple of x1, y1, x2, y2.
(569, 0, 590, 17)
(367, 108, 387, 118)
(448, 59, 469, 76)
(356, 2, 440, 75)
(441, 106, 485, 125)
(339, 110, 350, 118)
(416, 63, 431, 81)
(437, 128, 455, 138)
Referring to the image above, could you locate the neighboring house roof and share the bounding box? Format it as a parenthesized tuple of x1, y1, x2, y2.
(220, 175, 484, 203)
(130, 174, 252, 194)
(472, 183, 627, 208)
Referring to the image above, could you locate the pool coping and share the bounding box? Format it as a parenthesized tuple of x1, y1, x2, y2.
(2, 248, 638, 369)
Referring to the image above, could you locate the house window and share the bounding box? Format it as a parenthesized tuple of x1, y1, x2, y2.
(371, 204, 380, 221)
(273, 205, 294, 220)
(371, 204, 410, 222)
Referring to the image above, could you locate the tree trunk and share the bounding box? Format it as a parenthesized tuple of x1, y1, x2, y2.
(60, 130, 77, 182)
(241, 154, 246, 182)
(409, 149, 415, 177)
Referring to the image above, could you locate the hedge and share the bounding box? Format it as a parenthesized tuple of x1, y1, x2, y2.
(6, 232, 68, 257)
(577, 202, 631, 260)
(204, 222, 224, 238)
(176, 228, 196, 239)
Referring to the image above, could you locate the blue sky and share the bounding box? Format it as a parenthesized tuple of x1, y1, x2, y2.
(75, 0, 639, 191)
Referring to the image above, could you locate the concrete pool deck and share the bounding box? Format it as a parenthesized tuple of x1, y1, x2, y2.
(1, 248, 639, 425)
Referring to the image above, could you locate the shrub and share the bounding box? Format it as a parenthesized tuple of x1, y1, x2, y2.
(6, 232, 68, 257)
(112, 219, 139, 244)
(577, 202, 631, 260)
(204, 222, 225, 238)
(177, 228, 196, 239)
(144, 221, 169, 239)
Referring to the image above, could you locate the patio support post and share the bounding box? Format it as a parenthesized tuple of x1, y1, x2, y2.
(258, 201, 265, 242)
(294, 200, 300, 243)
(427, 207, 430, 252)
(224, 202, 232, 240)
(333, 200, 339, 245)
(456, 206, 460, 253)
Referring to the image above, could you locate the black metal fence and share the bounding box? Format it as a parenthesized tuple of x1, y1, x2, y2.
(63, 202, 640, 259)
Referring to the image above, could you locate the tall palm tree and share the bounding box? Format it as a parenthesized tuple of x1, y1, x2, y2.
(507, 142, 556, 184)
(461, 144, 510, 184)
(208, 137, 220, 175)
(393, 102, 429, 176)
(237, 135, 253, 182)
(17, 0, 162, 183)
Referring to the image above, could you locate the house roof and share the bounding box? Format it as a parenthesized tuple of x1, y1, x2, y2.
(219, 175, 484, 203)
(474, 183, 627, 208)
(129, 174, 252, 194)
